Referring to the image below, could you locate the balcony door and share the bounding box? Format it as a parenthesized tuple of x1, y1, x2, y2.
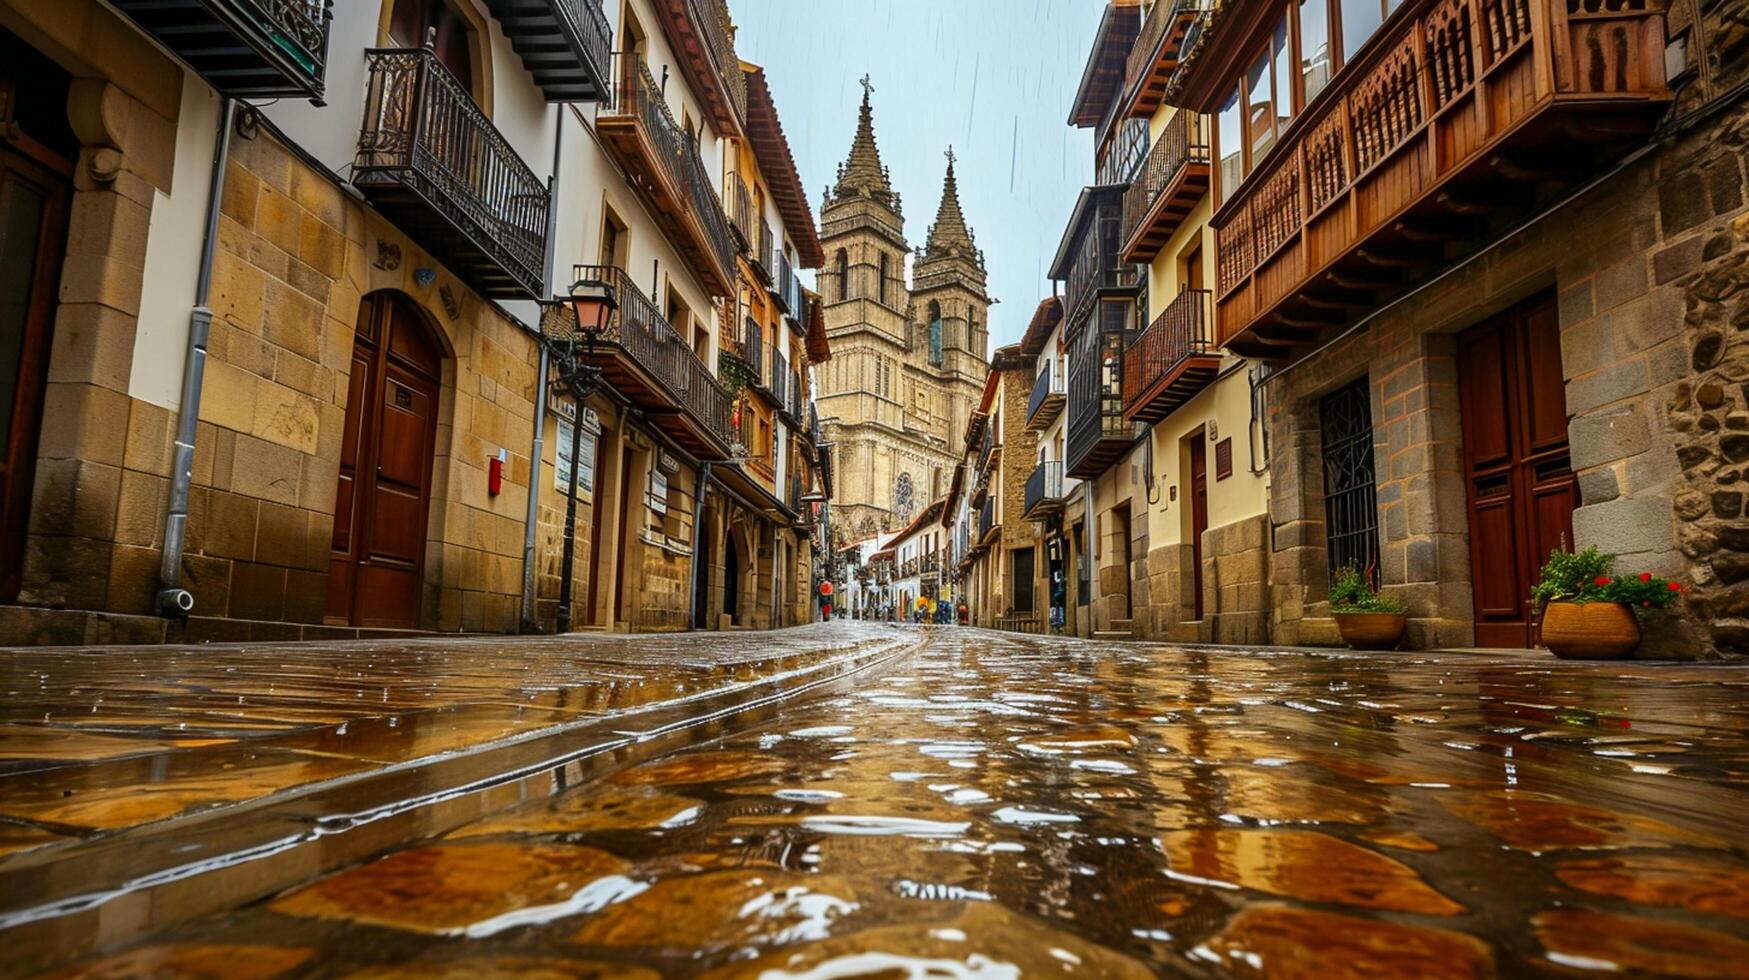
(1458, 293, 1575, 648)
(1187, 430, 1208, 621)
(0, 35, 74, 601)
(327, 292, 442, 629)
(389, 0, 477, 99)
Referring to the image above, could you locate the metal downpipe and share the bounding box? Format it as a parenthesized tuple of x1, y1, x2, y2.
(519, 344, 550, 632)
(156, 98, 238, 617)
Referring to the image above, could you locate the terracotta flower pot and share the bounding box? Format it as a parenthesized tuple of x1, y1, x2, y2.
(1335, 612, 1407, 651)
(1541, 601, 1640, 660)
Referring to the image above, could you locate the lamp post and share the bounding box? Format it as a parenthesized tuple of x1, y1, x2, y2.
(538, 275, 618, 634)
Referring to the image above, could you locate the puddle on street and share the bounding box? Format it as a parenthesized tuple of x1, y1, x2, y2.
(42, 630, 1749, 977)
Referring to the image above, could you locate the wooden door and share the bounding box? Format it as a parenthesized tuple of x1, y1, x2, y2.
(327, 293, 442, 629)
(1189, 433, 1209, 620)
(0, 144, 71, 601)
(1458, 293, 1575, 648)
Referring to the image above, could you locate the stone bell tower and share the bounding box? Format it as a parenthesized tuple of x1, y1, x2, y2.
(911, 148, 991, 458)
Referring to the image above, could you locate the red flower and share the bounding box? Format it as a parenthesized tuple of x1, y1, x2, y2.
(1667, 581, 1683, 592)
(1642, 600, 1651, 608)
(1594, 576, 1613, 586)
(1639, 572, 1652, 583)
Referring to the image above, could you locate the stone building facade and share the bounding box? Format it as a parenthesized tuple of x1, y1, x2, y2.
(814, 86, 991, 543)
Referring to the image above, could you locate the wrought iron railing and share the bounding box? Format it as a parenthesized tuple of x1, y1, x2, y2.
(769, 349, 790, 408)
(1067, 303, 1139, 472)
(725, 171, 754, 253)
(684, 0, 746, 122)
(1122, 111, 1208, 249)
(553, 0, 612, 91)
(1124, 0, 1208, 102)
(605, 54, 735, 288)
(730, 316, 764, 384)
(978, 497, 996, 540)
(574, 263, 732, 446)
(1123, 289, 1214, 412)
(773, 251, 796, 314)
(751, 220, 775, 281)
(1027, 360, 1065, 424)
(356, 46, 548, 297)
(1025, 460, 1066, 515)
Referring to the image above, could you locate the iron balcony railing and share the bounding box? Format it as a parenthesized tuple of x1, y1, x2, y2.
(604, 54, 735, 291)
(682, 0, 747, 122)
(751, 220, 775, 282)
(1124, 0, 1208, 106)
(782, 365, 803, 423)
(921, 552, 941, 574)
(978, 497, 996, 541)
(1024, 460, 1066, 517)
(772, 251, 795, 314)
(730, 316, 764, 385)
(574, 263, 732, 448)
(725, 171, 754, 253)
(1066, 303, 1141, 477)
(769, 349, 790, 408)
(113, 0, 333, 101)
(1121, 110, 1209, 255)
(355, 46, 548, 298)
(1027, 360, 1065, 425)
(553, 0, 613, 96)
(1123, 289, 1214, 415)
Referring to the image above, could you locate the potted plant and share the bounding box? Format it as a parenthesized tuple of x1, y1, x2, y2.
(1329, 564, 1407, 651)
(1531, 546, 1686, 660)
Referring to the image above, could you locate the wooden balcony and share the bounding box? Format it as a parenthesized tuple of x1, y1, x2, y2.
(650, 0, 746, 133)
(570, 264, 734, 460)
(1213, 0, 1670, 358)
(112, 0, 331, 102)
(597, 55, 737, 298)
(482, 0, 611, 101)
(1121, 111, 1210, 263)
(1066, 310, 1142, 480)
(1123, 289, 1219, 423)
(354, 48, 547, 299)
(1026, 360, 1065, 432)
(1122, 0, 1209, 120)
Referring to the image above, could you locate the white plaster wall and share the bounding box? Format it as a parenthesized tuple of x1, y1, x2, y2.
(129, 71, 221, 410)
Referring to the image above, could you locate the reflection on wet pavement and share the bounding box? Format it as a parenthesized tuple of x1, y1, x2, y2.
(34, 627, 1749, 976)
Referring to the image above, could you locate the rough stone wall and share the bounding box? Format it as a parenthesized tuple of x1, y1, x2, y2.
(1203, 514, 1272, 645)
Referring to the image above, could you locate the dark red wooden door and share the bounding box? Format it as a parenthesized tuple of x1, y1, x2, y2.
(327, 293, 441, 629)
(1189, 433, 1208, 621)
(1458, 293, 1575, 648)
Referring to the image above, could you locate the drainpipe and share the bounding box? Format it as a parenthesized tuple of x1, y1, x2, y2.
(686, 461, 712, 629)
(520, 115, 565, 633)
(156, 98, 238, 618)
(1082, 479, 1095, 635)
(519, 344, 550, 632)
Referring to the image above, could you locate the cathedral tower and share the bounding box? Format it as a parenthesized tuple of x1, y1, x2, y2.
(814, 80, 990, 544)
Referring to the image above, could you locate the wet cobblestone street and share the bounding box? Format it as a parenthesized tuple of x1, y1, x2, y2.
(21, 625, 1749, 977)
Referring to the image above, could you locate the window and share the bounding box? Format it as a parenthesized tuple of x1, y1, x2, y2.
(878, 253, 890, 306)
(598, 205, 628, 269)
(1270, 16, 1296, 131)
(927, 302, 943, 367)
(835, 248, 849, 302)
(1216, 87, 1243, 204)
(1245, 48, 1275, 165)
(554, 410, 598, 494)
(1300, 0, 1334, 105)
(1321, 378, 1380, 580)
(1342, 0, 1389, 62)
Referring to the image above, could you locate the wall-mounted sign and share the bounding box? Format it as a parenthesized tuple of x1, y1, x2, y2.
(658, 450, 681, 475)
(554, 407, 600, 494)
(648, 470, 669, 514)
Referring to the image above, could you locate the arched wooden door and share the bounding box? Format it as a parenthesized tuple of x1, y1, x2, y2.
(327, 292, 442, 628)
(0, 31, 76, 601)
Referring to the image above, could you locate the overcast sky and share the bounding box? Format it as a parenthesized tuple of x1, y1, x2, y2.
(733, 0, 1106, 347)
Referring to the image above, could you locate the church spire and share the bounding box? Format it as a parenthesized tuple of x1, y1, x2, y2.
(831, 75, 897, 211)
(924, 147, 979, 265)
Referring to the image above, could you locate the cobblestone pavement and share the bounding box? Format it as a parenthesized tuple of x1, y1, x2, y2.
(21, 625, 1749, 977)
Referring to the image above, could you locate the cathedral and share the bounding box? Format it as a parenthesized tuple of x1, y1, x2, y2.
(815, 80, 991, 545)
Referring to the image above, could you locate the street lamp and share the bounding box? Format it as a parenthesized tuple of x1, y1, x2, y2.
(539, 274, 618, 634)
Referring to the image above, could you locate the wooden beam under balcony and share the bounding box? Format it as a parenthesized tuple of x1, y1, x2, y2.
(1122, 0, 1207, 121)
(1122, 289, 1221, 424)
(597, 56, 737, 298)
(1210, 0, 1670, 357)
(483, 0, 612, 101)
(651, 0, 744, 134)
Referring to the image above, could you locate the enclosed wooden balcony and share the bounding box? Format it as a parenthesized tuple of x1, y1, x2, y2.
(1121, 111, 1210, 263)
(597, 55, 737, 297)
(1026, 360, 1065, 432)
(1123, 289, 1219, 423)
(1053, 185, 1142, 331)
(1066, 306, 1142, 479)
(569, 264, 734, 460)
(112, 0, 332, 102)
(354, 48, 548, 299)
(1212, 0, 1670, 358)
(651, 0, 746, 133)
(482, 0, 611, 101)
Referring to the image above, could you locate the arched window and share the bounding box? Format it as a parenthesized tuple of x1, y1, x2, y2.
(835, 248, 849, 302)
(894, 472, 915, 524)
(927, 301, 943, 367)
